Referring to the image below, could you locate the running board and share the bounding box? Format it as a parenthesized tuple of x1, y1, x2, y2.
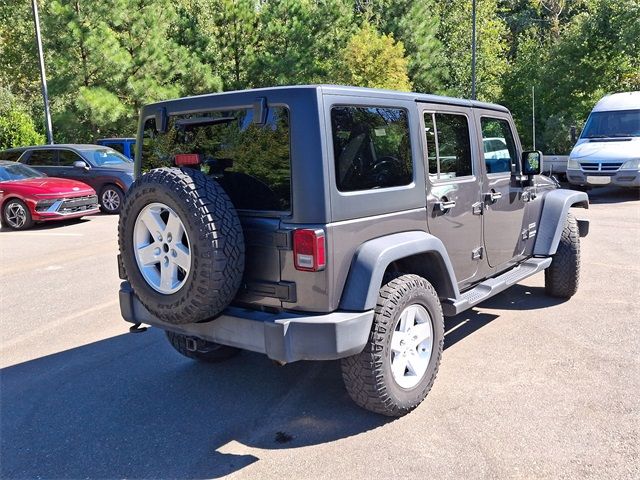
(442, 257, 552, 316)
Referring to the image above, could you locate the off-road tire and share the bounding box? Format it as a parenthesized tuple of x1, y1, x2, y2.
(165, 331, 240, 362)
(340, 274, 444, 417)
(3, 199, 34, 230)
(545, 212, 580, 298)
(118, 167, 245, 324)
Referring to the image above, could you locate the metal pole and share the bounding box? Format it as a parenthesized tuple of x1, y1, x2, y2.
(532, 86, 536, 150)
(471, 0, 477, 100)
(32, 0, 53, 144)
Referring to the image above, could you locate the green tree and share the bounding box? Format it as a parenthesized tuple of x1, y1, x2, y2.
(333, 23, 412, 91)
(0, 88, 45, 149)
(250, 0, 355, 87)
(437, 0, 509, 101)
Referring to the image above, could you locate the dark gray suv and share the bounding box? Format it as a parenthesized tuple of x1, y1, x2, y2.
(117, 86, 589, 416)
(2, 144, 134, 213)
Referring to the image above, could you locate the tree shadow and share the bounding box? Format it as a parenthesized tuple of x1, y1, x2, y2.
(0, 216, 93, 233)
(0, 329, 390, 479)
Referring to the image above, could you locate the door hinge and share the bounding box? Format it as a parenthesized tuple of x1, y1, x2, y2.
(521, 223, 537, 240)
(472, 201, 485, 215)
(471, 246, 484, 260)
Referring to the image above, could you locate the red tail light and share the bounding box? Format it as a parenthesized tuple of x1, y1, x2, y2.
(293, 229, 326, 272)
(175, 153, 201, 166)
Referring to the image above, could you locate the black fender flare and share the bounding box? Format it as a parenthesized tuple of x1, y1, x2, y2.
(339, 231, 460, 311)
(533, 189, 589, 256)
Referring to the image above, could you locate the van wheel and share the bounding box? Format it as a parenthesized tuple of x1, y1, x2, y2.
(545, 212, 580, 298)
(341, 274, 444, 417)
(165, 331, 239, 362)
(118, 167, 245, 324)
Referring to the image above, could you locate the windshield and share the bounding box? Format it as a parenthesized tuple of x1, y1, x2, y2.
(88, 148, 131, 167)
(581, 109, 640, 138)
(0, 163, 46, 182)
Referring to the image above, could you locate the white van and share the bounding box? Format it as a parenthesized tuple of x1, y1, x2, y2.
(567, 91, 640, 187)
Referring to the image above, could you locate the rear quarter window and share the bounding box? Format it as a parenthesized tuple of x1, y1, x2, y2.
(331, 106, 413, 192)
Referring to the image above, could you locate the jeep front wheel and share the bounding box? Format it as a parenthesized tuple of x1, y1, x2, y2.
(118, 168, 245, 324)
(340, 274, 444, 417)
(545, 212, 580, 298)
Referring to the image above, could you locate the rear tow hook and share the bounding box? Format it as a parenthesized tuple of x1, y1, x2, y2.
(129, 322, 148, 333)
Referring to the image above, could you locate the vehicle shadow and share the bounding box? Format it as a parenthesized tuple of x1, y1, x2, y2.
(578, 185, 640, 204)
(1, 284, 556, 479)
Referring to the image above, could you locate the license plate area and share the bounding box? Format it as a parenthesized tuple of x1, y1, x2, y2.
(587, 176, 611, 185)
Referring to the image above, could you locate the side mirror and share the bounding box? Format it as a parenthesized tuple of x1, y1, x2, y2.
(73, 160, 89, 169)
(521, 150, 542, 176)
(570, 125, 577, 144)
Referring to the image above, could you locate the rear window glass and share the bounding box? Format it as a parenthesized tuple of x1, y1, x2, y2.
(331, 106, 413, 192)
(142, 107, 291, 212)
(26, 150, 57, 166)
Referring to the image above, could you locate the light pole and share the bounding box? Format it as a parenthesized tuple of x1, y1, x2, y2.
(31, 0, 53, 144)
(471, 0, 477, 100)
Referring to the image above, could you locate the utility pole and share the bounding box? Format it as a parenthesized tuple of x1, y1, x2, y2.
(532, 86, 536, 150)
(31, 0, 53, 144)
(471, 0, 477, 100)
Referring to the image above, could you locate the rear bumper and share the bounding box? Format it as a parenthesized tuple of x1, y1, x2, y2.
(119, 282, 374, 364)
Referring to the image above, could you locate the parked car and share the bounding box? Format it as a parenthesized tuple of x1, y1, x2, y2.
(1, 144, 134, 213)
(96, 138, 136, 161)
(117, 85, 589, 417)
(567, 91, 640, 188)
(0, 161, 99, 230)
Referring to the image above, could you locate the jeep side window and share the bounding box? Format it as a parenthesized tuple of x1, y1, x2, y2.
(424, 113, 472, 180)
(481, 117, 518, 174)
(331, 106, 412, 192)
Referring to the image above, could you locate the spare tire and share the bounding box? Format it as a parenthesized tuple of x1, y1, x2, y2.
(118, 167, 245, 324)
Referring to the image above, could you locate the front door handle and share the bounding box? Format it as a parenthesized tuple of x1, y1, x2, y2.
(435, 200, 456, 212)
(485, 190, 502, 203)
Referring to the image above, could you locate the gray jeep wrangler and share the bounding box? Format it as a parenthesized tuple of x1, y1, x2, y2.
(117, 85, 589, 416)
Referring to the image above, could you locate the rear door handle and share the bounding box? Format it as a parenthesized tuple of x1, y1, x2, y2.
(436, 200, 456, 212)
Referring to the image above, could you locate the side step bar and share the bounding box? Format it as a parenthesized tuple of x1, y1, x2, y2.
(442, 257, 552, 316)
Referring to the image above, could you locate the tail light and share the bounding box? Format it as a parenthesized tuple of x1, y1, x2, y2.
(175, 153, 201, 166)
(293, 229, 326, 272)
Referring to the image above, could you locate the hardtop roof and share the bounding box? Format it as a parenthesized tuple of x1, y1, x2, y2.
(142, 84, 510, 114)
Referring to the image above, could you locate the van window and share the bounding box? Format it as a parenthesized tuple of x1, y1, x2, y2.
(480, 118, 518, 174)
(581, 109, 640, 138)
(331, 106, 413, 192)
(142, 107, 291, 212)
(424, 113, 472, 180)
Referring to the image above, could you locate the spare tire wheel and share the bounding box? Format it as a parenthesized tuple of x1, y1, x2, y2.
(118, 167, 245, 324)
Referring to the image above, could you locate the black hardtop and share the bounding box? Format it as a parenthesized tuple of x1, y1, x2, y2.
(140, 84, 510, 116)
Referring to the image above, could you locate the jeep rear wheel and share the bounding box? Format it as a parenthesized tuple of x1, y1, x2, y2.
(118, 167, 245, 324)
(165, 331, 239, 362)
(341, 274, 444, 417)
(545, 212, 580, 298)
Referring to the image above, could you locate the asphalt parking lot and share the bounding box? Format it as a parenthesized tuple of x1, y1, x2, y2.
(1, 186, 639, 480)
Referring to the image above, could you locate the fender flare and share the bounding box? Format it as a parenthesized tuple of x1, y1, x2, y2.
(533, 189, 589, 256)
(339, 231, 460, 311)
